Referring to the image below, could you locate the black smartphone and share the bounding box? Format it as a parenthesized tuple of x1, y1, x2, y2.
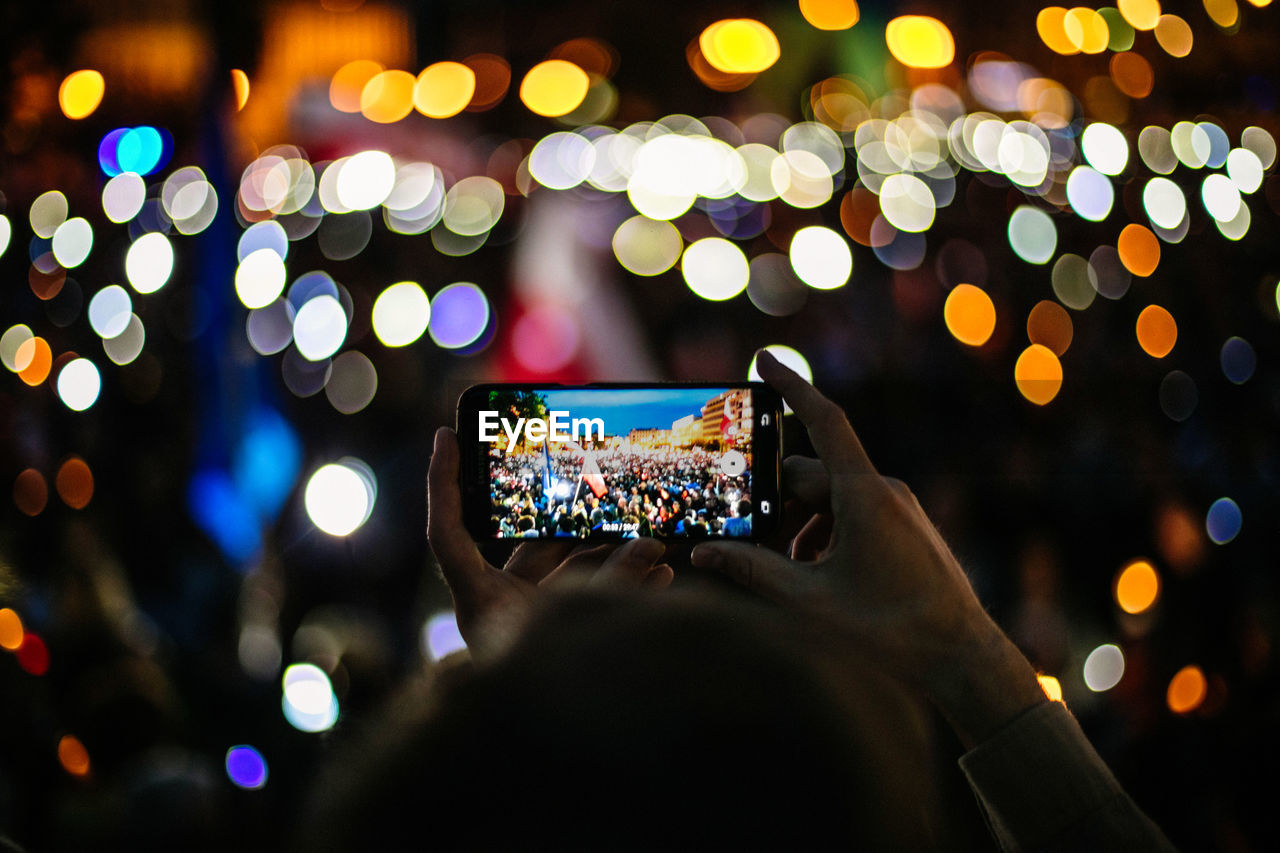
(456, 383, 783, 541)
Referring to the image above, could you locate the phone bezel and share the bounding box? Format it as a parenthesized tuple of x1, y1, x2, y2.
(455, 382, 783, 542)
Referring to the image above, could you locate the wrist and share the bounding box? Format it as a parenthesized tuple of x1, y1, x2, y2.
(927, 621, 1046, 748)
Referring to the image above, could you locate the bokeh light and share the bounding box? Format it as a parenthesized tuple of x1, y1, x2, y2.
(1118, 0, 1161, 30)
(1167, 666, 1208, 714)
(30, 191, 68, 239)
(1220, 336, 1255, 384)
(748, 345, 814, 399)
(789, 226, 852, 290)
(0, 608, 23, 651)
(885, 16, 955, 68)
(56, 359, 101, 412)
(330, 60, 383, 113)
(1026, 300, 1073, 355)
(16, 337, 53, 386)
(519, 60, 590, 117)
(1136, 305, 1177, 358)
(1143, 178, 1186, 230)
(511, 306, 580, 373)
(225, 745, 269, 790)
(1015, 344, 1063, 405)
(16, 633, 50, 676)
(58, 70, 105, 119)
(236, 249, 288, 310)
(1083, 643, 1125, 692)
(1081, 123, 1129, 175)
(699, 19, 780, 74)
(414, 62, 476, 118)
(1205, 497, 1242, 544)
(281, 663, 339, 733)
(304, 461, 375, 536)
(57, 735, 90, 777)
(12, 469, 47, 517)
(293, 295, 348, 361)
(612, 215, 682, 276)
(360, 70, 416, 123)
(1154, 14, 1193, 57)
(1007, 206, 1057, 264)
(944, 284, 996, 347)
(55, 457, 94, 509)
(1115, 559, 1160, 614)
(372, 281, 431, 347)
(325, 351, 378, 415)
(428, 283, 491, 349)
(125, 233, 175, 294)
(1066, 166, 1114, 222)
(682, 237, 749, 301)
(1117, 224, 1160, 276)
(800, 0, 859, 30)
(422, 611, 467, 661)
(101, 173, 146, 223)
(231, 69, 250, 110)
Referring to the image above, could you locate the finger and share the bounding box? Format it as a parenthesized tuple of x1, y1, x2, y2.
(427, 427, 489, 598)
(594, 538, 668, 586)
(689, 541, 801, 601)
(790, 513, 833, 562)
(541, 544, 619, 586)
(783, 456, 830, 511)
(643, 564, 675, 589)
(505, 540, 577, 582)
(756, 349, 875, 475)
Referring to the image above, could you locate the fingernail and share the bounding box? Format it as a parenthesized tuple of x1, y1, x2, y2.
(630, 538, 665, 561)
(690, 546, 722, 568)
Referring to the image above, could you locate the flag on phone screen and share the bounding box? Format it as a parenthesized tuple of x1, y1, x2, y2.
(582, 454, 607, 498)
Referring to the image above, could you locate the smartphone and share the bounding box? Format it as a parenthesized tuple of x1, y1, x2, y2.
(456, 383, 783, 541)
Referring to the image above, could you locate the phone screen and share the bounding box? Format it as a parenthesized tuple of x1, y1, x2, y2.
(457, 384, 781, 541)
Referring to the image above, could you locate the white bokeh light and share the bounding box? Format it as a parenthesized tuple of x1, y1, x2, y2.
(56, 358, 101, 411)
(789, 226, 852, 290)
(372, 281, 431, 347)
(125, 232, 175, 294)
(681, 238, 749, 301)
(235, 248, 288, 310)
(304, 460, 376, 536)
(293, 294, 348, 361)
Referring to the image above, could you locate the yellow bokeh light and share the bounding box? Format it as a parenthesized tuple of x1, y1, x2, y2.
(58, 70, 105, 120)
(1154, 14, 1193, 57)
(1015, 344, 1063, 406)
(414, 62, 476, 118)
(1203, 0, 1240, 27)
(1037, 674, 1064, 702)
(231, 69, 250, 111)
(57, 735, 91, 778)
(0, 608, 23, 651)
(944, 284, 996, 347)
(700, 19, 781, 74)
(1136, 304, 1177, 357)
(1117, 224, 1161, 276)
(1118, 0, 1162, 30)
(885, 15, 955, 69)
(1037, 7, 1080, 55)
(361, 70, 416, 123)
(1167, 665, 1208, 714)
(330, 60, 384, 113)
(800, 0, 860, 30)
(519, 60, 590, 117)
(1063, 7, 1110, 54)
(1115, 559, 1160, 614)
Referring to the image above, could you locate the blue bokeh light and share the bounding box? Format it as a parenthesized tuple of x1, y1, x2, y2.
(98, 126, 172, 177)
(1220, 337, 1256, 384)
(1206, 497, 1242, 545)
(225, 745, 268, 790)
(429, 283, 491, 349)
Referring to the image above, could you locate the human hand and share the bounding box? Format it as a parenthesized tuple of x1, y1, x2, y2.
(691, 351, 1044, 745)
(428, 427, 674, 654)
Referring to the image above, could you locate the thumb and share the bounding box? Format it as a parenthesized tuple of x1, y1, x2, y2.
(690, 542, 798, 601)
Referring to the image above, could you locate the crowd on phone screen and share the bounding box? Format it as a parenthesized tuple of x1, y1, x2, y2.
(488, 445, 753, 538)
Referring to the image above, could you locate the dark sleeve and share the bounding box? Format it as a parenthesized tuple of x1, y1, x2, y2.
(958, 700, 1177, 852)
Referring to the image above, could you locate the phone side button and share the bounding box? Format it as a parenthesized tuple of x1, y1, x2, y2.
(759, 500, 771, 514)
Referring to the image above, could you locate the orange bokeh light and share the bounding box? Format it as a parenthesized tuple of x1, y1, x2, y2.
(1118, 224, 1161, 276)
(944, 284, 996, 347)
(1115, 559, 1160, 614)
(1167, 665, 1208, 714)
(1136, 305, 1177, 357)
